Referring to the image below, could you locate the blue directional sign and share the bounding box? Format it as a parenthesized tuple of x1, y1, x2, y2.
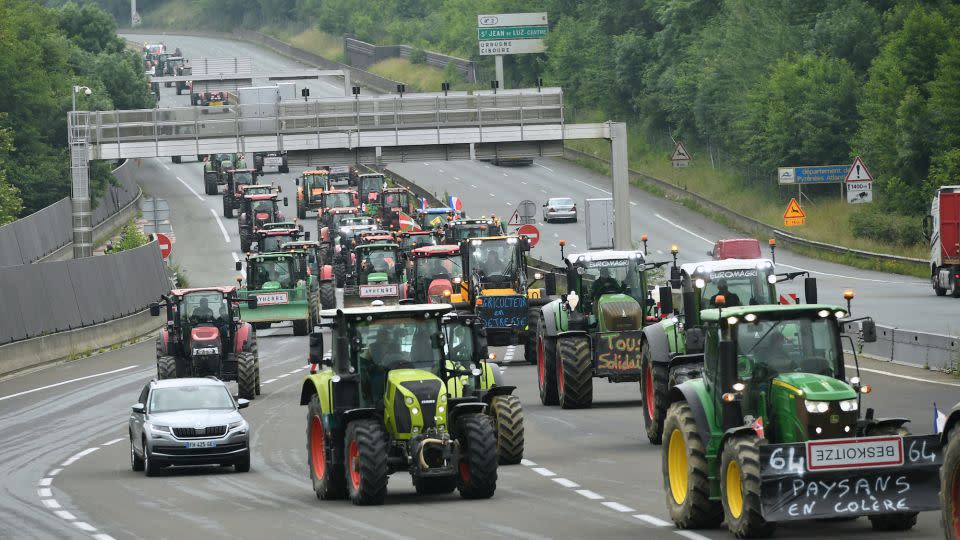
(791, 165, 848, 184)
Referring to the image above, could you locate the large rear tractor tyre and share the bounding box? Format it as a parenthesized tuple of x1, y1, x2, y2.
(953, 277, 960, 299)
(157, 355, 177, 380)
(662, 401, 723, 529)
(866, 425, 918, 531)
(307, 395, 347, 499)
(298, 203, 307, 220)
(334, 260, 346, 288)
(248, 336, 261, 396)
(642, 340, 670, 445)
(456, 414, 498, 499)
(344, 419, 389, 505)
(320, 282, 336, 310)
(223, 197, 233, 218)
(172, 155, 181, 164)
(942, 423, 960, 540)
(236, 352, 256, 400)
(721, 434, 775, 538)
(536, 316, 558, 406)
(413, 476, 457, 495)
(293, 319, 310, 336)
(557, 335, 593, 409)
(489, 394, 524, 465)
(936, 284, 948, 296)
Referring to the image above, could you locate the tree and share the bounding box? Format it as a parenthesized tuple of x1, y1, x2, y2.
(0, 123, 23, 225)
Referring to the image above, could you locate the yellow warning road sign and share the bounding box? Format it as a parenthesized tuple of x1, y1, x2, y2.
(783, 198, 805, 226)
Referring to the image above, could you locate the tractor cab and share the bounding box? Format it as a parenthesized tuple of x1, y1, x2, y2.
(356, 173, 386, 213)
(239, 193, 287, 251)
(296, 169, 330, 218)
(320, 189, 359, 220)
(281, 240, 324, 276)
(407, 245, 464, 304)
(163, 56, 185, 77)
(417, 207, 457, 229)
(354, 243, 403, 285)
(563, 251, 655, 331)
(444, 219, 499, 244)
(380, 188, 414, 231)
(357, 230, 394, 246)
(226, 168, 258, 196)
(397, 230, 440, 256)
(328, 165, 355, 187)
(337, 224, 377, 250)
(254, 223, 304, 253)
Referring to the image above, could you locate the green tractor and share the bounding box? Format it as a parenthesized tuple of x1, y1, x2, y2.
(280, 240, 337, 310)
(535, 248, 673, 409)
(344, 243, 404, 307)
(356, 173, 386, 217)
(236, 251, 319, 335)
(299, 303, 498, 504)
(641, 258, 816, 444)
(662, 303, 943, 537)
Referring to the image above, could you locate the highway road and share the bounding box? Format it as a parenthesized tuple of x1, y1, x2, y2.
(0, 33, 956, 540)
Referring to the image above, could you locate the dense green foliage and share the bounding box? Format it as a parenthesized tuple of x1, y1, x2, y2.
(0, 1, 152, 218)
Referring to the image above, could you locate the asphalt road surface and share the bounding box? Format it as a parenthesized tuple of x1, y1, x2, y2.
(0, 33, 955, 540)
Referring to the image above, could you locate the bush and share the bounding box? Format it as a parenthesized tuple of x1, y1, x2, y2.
(110, 219, 149, 253)
(409, 47, 427, 64)
(848, 209, 922, 247)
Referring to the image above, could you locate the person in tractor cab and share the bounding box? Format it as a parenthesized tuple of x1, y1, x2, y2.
(191, 297, 215, 323)
(591, 267, 622, 300)
(483, 250, 503, 275)
(709, 279, 742, 307)
(361, 252, 395, 282)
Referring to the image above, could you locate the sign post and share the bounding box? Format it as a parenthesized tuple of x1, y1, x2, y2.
(478, 13, 548, 88)
(778, 163, 850, 204)
(671, 142, 691, 168)
(845, 156, 874, 204)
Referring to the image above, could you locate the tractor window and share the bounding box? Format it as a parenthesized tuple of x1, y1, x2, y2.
(416, 255, 461, 286)
(699, 267, 776, 307)
(359, 250, 399, 283)
(471, 241, 515, 278)
(353, 318, 442, 401)
(451, 224, 489, 242)
(234, 172, 254, 185)
(361, 177, 384, 192)
(444, 323, 475, 370)
(182, 292, 227, 324)
(260, 235, 294, 253)
(736, 317, 839, 379)
(251, 200, 275, 214)
(383, 192, 404, 208)
(577, 259, 633, 307)
(325, 192, 353, 208)
(252, 259, 295, 289)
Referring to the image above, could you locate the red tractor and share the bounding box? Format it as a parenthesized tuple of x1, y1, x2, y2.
(379, 187, 415, 231)
(404, 244, 465, 305)
(151, 287, 261, 400)
(239, 193, 287, 251)
(252, 222, 305, 253)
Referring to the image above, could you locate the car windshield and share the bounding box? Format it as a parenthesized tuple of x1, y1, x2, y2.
(325, 192, 353, 208)
(354, 318, 442, 373)
(736, 316, 839, 379)
(416, 254, 462, 282)
(234, 172, 254, 185)
(260, 234, 295, 252)
(182, 291, 228, 324)
(549, 198, 574, 206)
(697, 267, 776, 307)
(149, 385, 235, 413)
(252, 258, 295, 289)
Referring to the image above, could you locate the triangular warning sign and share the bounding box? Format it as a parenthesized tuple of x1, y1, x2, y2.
(845, 156, 873, 182)
(671, 142, 690, 161)
(508, 209, 521, 226)
(783, 198, 805, 219)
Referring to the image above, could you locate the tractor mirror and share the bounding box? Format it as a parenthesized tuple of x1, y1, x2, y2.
(235, 261, 242, 271)
(658, 286, 674, 315)
(804, 277, 818, 304)
(669, 266, 681, 289)
(247, 296, 258, 309)
(283, 197, 289, 206)
(295, 178, 300, 186)
(861, 320, 877, 343)
(706, 249, 714, 257)
(305, 231, 311, 241)
(149, 302, 161, 317)
(309, 332, 324, 363)
(545, 273, 557, 296)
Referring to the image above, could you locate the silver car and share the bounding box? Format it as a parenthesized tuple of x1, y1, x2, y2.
(129, 378, 251, 476)
(542, 197, 578, 222)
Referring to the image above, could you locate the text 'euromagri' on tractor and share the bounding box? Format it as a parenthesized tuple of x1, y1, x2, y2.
(300, 303, 499, 505)
(661, 301, 943, 537)
(151, 287, 261, 400)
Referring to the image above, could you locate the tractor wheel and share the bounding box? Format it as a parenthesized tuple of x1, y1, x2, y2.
(204, 176, 216, 195)
(942, 423, 960, 540)
(298, 203, 307, 220)
(293, 319, 310, 336)
(721, 433, 775, 538)
(157, 355, 177, 380)
(489, 394, 524, 465)
(236, 352, 256, 400)
(223, 196, 233, 218)
(334, 260, 346, 288)
(642, 340, 670, 445)
(172, 155, 181, 164)
(247, 334, 261, 396)
(413, 475, 456, 495)
(344, 418, 389, 505)
(320, 282, 336, 310)
(281, 164, 289, 174)
(240, 233, 251, 253)
(307, 395, 347, 499)
(524, 315, 537, 365)
(456, 413, 498, 499)
(662, 401, 723, 529)
(936, 283, 948, 296)
(866, 425, 918, 531)
(557, 335, 593, 409)
(536, 315, 558, 406)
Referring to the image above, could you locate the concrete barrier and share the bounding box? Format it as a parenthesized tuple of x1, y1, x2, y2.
(0, 308, 161, 377)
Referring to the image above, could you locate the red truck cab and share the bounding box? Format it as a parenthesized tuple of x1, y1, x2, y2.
(710, 238, 761, 260)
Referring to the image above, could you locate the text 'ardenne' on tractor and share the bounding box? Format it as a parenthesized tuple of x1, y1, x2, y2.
(641, 257, 816, 444)
(536, 245, 674, 409)
(300, 303, 498, 505)
(662, 300, 943, 538)
(151, 287, 261, 400)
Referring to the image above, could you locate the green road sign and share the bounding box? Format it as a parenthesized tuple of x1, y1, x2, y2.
(478, 26, 548, 40)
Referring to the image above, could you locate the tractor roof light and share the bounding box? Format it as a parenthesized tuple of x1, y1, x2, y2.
(843, 289, 855, 300)
(768, 238, 776, 246)
(834, 310, 847, 318)
(732, 382, 745, 392)
(641, 234, 648, 241)
(859, 385, 872, 394)
(744, 313, 757, 322)
(818, 309, 831, 318)
(695, 278, 706, 289)
(767, 275, 777, 284)
(671, 245, 679, 254)
(726, 316, 739, 325)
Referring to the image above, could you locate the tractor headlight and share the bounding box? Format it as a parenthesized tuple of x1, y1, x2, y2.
(804, 400, 830, 413)
(695, 278, 705, 289)
(405, 396, 414, 405)
(767, 275, 777, 284)
(838, 399, 858, 412)
(410, 408, 419, 416)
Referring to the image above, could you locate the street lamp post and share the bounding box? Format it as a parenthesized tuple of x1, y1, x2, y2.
(70, 85, 93, 258)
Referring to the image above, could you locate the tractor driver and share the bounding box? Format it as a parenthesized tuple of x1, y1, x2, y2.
(192, 297, 215, 322)
(710, 279, 742, 307)
(591, 267, 622, 300)
(482, 249, 503, 275)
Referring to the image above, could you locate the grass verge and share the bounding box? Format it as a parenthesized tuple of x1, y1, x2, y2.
(262, 27, 345, 63)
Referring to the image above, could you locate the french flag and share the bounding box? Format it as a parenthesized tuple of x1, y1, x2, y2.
(419, 197, 428, 211)
(448, 196, 463, 212)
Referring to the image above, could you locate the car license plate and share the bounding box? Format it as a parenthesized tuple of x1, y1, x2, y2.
(806, 436, 903, 471)
(186, 440, 216, 449)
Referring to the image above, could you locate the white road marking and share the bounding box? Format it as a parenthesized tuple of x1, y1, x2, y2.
(62, 448, 98, 467)
(777, 261, 920, 284)
(634, 514, 672, 527)
(471, 184, 478, 189)
(571, 244, 577, 248)
(572, 178, 611, 195)
(521, 181, 528, 185)
(602, 502, 635, 513)
(531, 467, 556, 477)
(287, 369, 301, 375)
(453, 176, 461, 181)
(845, 364, 960, 387)
(48, 468, 62, 476)
(630, 201, 638, 206)
(102, 438, 124, 446)
(540, 189, 548, 194)
(423, 162, 430, 166)
(276, 373, 290, 379)
(534, 163, 554, 172)
(54, 510, 76, 520)
(438, 169, 444, 173)
(38, 488, 52, 498)
(0, 365, 140, 402)
(654, 213, 713, 244)
(232, 252, 241, 263)
(674, 531, 713, 540)
(174, 175, 203, 201)
(489, 193, 496, 197)
(162, 163, 170, 171)
(93, 534, 116, 540)
(74, 522, 97, 532)
(520, 459, 537, 467)
(210, 209, 232, 243)
(503, 173, 509, 177)
(656, 250, 664, 255)
(575, 489, 604, 500)
(506, 202, 513, 206)
(38, 478, 52, 487)
(262, 378, 277, 384)
(552, 478, 580, 488)
(41, 499, 61, 509)
(553, 233, 559, 238)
